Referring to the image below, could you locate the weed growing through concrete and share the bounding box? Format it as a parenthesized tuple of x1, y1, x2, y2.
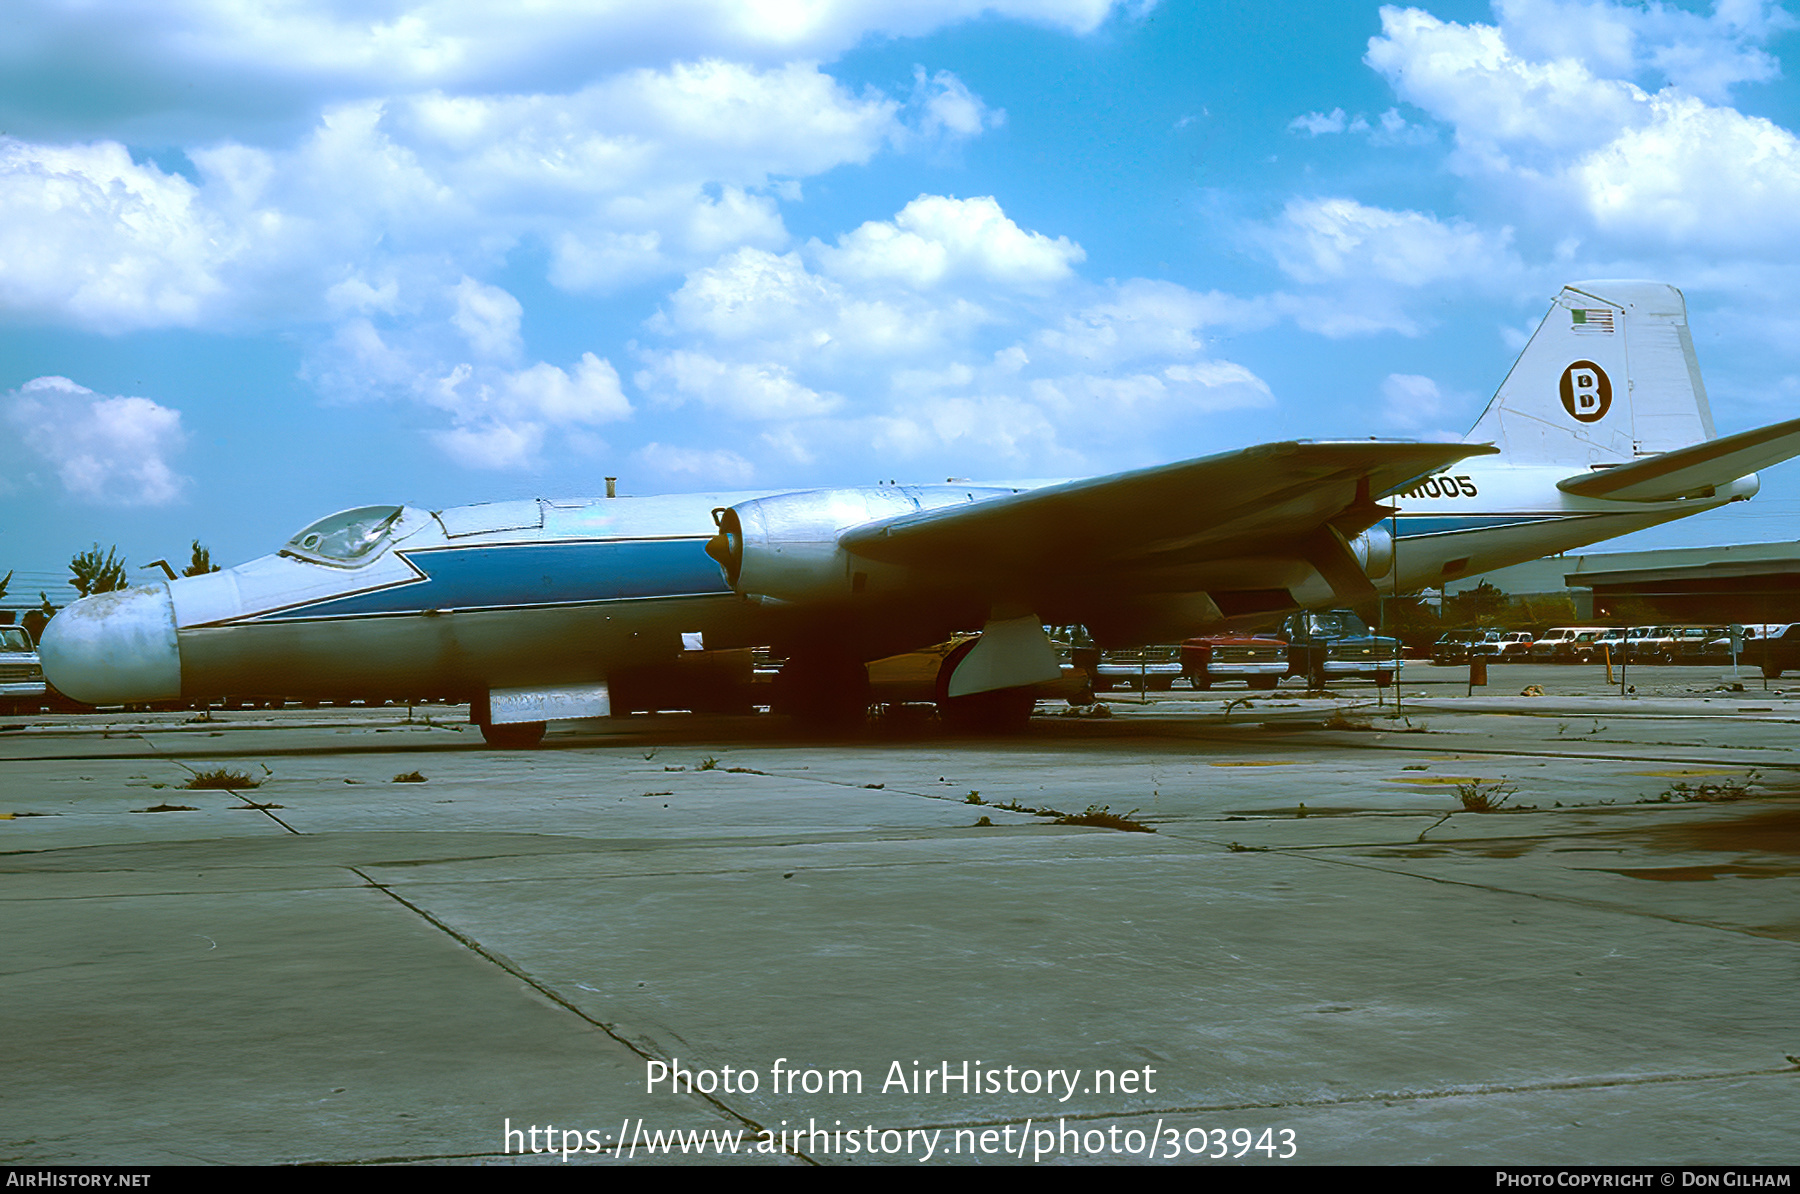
(1323, 712, 1374, 732)
(182, 768, 259, 790)
(965, 791, 984, 804)
(698, 756, 719, 771)
(391, 772, 427, 783)
(1053, 805, 1154, 832)
(1645, 773, 1757, 804)
(1455, 779, 1517, 812)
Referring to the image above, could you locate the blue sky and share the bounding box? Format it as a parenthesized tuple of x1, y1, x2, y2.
(4, 0, 1799, 597)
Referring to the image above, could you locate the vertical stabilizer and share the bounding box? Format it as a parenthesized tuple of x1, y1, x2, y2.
(1467, 282, 1716, 465)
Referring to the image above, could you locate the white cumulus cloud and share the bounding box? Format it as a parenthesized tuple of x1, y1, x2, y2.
(0, 1, 1126, 141)
(426, 353, 633, 469)
(817, 194, 1085, 290)
(451, 277, 523, 361)
(3, 376, 189, 505)
(634, 199, 1276, 475)
(1267, 197, 1517, 286)
(1379, 371, 1462, 436)
(1364, 3, 1800, 259)
(637, 442, 757, 484)
(0, 140, 233, 332)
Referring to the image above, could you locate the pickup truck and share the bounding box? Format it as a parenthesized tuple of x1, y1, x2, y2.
(1430, 629, 1501, 664)
(1181, 633, 1290, 690)
(1276, 610, 1402, 688)
(0, 625, 47, 713)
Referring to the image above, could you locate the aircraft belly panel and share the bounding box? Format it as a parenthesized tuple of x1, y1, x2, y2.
(176, 595, 757, 698)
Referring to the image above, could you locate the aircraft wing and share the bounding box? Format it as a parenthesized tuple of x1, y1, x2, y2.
(839, 440, 1497, 575)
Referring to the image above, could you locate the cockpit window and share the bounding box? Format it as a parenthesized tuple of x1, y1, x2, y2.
(283, 506, 404, 566)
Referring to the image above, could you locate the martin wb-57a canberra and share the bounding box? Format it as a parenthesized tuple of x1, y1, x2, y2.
(41, 282, 1800, 744)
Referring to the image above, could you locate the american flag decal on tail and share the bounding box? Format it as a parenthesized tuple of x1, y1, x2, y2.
(1570, 308, 1614, 334)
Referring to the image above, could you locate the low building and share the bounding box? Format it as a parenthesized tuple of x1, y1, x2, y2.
(1445, 541, 1800, 625)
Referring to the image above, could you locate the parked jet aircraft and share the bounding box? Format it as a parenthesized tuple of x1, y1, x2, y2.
(40, 281, 1800, 744)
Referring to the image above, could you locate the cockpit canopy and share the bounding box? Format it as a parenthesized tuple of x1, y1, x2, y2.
(282, 505, 404, 566)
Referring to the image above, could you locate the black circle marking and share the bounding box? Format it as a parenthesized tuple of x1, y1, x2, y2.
(1560, 360, 1612, 423)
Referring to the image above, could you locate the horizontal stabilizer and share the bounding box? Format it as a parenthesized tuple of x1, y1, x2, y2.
(1556, 416, 1800, 501)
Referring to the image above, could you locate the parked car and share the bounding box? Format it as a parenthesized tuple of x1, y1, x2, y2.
(1623, 626, 1669, 662)
(1092, 644, 1184, 691)
(1276, 610, 1402, 687)
(1529, 626, 1610, 664)
(0, 625, 47, 714)
(1430, 629, 1502, 665)
(1710, 624, 1782, 666)
(1181, 633, 1290, 690)
(1745, 623, 1800, 679)
(1593, 628, 1630, 661)
(1472, 631, 1535, 662)
(1663, 626, 1732, 665)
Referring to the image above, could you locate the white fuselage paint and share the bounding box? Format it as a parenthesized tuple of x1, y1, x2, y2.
(1376, 463, 1757, 594)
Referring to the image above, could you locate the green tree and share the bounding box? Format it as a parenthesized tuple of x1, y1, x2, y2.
(1444, 581, 1507, 627)
(69, 544, 128, 597)
(184, 540, 221, 577)
(1382, 595, 1445, 651)
(23, 594, 55, 642)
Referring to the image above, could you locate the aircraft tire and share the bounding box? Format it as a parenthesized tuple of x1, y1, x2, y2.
(938, 686, 1036, 734)
(1248, 675, 1280, 690)
(1763, 662, 1784, 680)
(1375, 671, 1394, 689)
(481, 720, 546, 749)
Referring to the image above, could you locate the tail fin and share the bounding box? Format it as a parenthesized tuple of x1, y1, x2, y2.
(1467, 281, 1716, 465)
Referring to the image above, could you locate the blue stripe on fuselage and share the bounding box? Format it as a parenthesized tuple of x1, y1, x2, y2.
(251, 538, 730, 622)
(1393, 512, 1603, 538)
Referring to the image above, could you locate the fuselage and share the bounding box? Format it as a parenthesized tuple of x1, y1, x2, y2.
(36, 461, 1758, 707)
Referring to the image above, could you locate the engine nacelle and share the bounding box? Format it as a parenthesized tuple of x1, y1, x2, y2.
(1347, 524, 1395, 579)
(706, 488, 919, 604)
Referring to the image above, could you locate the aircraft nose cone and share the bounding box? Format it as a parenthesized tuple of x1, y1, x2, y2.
(39, 586, 182, 705)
